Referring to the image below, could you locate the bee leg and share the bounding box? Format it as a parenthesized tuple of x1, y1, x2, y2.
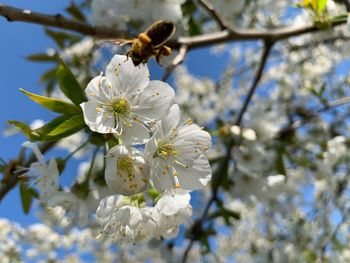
(125, 49, 132, 62)
(160, 46, 172, 57)
(139, 33, 152, 45)
(153, 50, 161, 66)
(155, 46, 172, 66)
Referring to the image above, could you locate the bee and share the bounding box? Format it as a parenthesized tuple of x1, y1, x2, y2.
(118, 20, 176, 66)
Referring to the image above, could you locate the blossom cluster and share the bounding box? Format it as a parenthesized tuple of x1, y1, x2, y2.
(24, 54, 212, 243)
(80, 55, 212, 193)
(81, 54, 212, 241)
(91, 0, 185, 32)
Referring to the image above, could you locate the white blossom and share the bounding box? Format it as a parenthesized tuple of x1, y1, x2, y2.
(153, 191, 192, 238)
(230, 125, 257, 141)
(323, 136, 347, 165)
(105, 145, 149, 196)
(22, 142, 59, 200)
(80, 54, 175, 144)
(96, 195, 157, 243)
(46, 191, 89, 227)
(145, 104, 212, 191)
(63, 37, 95, 59)
(96, 191, 192, 243)
(91, 0, 185, 31)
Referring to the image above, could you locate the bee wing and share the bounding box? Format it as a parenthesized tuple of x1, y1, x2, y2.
(146, 20, 176, 48)
(96, 39, 133, 47)
(153, 35, 174, 48)
(114, 39, 133, 46)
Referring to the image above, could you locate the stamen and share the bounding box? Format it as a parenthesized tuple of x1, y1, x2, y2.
(171, 166, 181, 189)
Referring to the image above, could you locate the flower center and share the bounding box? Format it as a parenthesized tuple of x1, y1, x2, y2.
(112, 99, 130, 116)
(122, 194, 146, 208)
(154, 141, 178, 158)
(117, 157, 133, 174)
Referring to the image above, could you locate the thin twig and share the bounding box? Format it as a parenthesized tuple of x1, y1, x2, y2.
(277, 96, 350, 139)
(181, 40, 274, 263)
(235, 41, 274, 125)
(63, 139, 89, 162)
(197, 0, 231, 31)
(162, 45, 188, 82)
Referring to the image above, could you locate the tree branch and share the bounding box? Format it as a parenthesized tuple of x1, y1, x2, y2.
(0, 3, 130, 39)
(174, 19, 346, 49)
(0, 3, 347, 51)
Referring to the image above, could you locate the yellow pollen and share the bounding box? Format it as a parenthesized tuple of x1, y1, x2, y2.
(112, 99, 130, 115)
(154, 141, 178, 158)
(185, 119, 192, 125)
(117, 157, 133, 178)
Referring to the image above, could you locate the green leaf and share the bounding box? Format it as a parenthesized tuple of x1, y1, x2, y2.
(181, 0, 197, 16)
(20, 89, 82, 115)
(47, 114, 85, 137)
(0, 158, 6, 174)
(188, 16, 202, 36)
(11, 114, 86, 142)
(26, 53, 59, 63)
(303, 250, 317, 261)
(107, 137, 119, 148)
(65, 2, 86, 22)
(319, 83, 326, 97)
(317, 0, 327, 12)
(56, 62, 87, 106)
(8, 120, 40, 141)
(331, 14, 349, 23)
(20, 183, 34, 214)
(40, 67, 58, 83)
(46, 79, 57, 96)
(45, 29, 80, 48)
(147, 188, 161, 201)
(89, 133, 111, 146)
(37, 114, 85, 141)
(275, 146, 287, 175)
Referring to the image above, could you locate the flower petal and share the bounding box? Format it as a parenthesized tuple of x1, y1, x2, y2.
(151, 159, 174, 192)
(96, 195, 124, 218)
(159, 104, 180, 138)
(81, 101, 116, 133)
(119, 120, 150, 145)
(85, 74, 111, 103)
(174, 153, 212, 190)
(106, 55, 149, 97)
(132, 80, 175, 121)
(105, 145, 149, 196)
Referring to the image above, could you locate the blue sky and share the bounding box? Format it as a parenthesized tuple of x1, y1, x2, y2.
(0, 0, 73, 224)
